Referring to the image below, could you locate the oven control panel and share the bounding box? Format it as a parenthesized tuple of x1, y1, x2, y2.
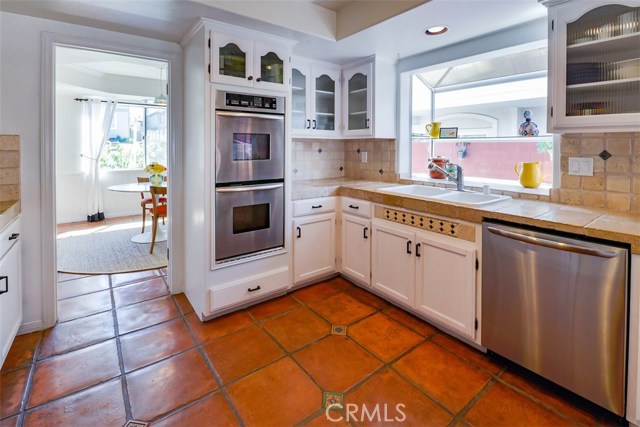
(225, 93, 277, 110)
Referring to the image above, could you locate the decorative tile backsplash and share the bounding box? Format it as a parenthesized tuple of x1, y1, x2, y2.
(0, 135, 20, 202)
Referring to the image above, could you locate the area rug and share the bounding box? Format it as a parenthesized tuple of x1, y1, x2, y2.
(57, 224, 167, 275)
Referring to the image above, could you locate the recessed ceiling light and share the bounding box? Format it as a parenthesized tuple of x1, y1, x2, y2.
(425, 26, 448, 35)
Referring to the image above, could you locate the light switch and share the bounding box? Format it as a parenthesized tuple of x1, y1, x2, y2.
(361, 151, 368, 163)
(568, 157, 593, 176)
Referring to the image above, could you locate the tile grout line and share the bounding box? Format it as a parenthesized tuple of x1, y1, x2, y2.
(13, 331, 44, 427)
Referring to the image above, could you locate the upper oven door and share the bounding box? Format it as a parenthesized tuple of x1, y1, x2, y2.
(215, 110, 284, 184)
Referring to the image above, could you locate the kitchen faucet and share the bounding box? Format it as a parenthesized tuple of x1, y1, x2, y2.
(428, 162, 465, 191)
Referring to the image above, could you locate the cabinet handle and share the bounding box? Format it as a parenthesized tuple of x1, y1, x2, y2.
(8, 233, 19, 241)
(256, 77, 262, 82)
(348, 204, 359, 210)
(365, 118, 370, 129)
(415, 243, 421, 257)
(296, 226, 301, 238)
(312, 119, 317, 129)
(363, 227, 368, 239)
(247, 75, 253, 81)
(406, 240, 412, 254)
(306, 119, 311, 129)
(247, 285, 261, 292)
(0, 276, 7, 295)
(311, 205, 322, 209)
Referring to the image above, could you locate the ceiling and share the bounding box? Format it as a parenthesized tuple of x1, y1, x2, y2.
(0, 0, 548, 64)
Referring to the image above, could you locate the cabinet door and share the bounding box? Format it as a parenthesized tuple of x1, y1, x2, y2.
(0, 241, 21, 365)
(414, 232, 476, 339)
(211, 34, 253, 86)
(312, 67, 341, 136)
(254, 43, 290, 91)
(548, 1, 640, 131)
(293, 213, 336, 284)
(292, 62, 312, 134)
(371, 220, 414, 306)
(341, 214, 371, 286)
(343, 62, 373, 136)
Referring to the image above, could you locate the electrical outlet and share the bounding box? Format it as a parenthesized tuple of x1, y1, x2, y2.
(568, 157, 593, 176)
(361, 151, 368, 163)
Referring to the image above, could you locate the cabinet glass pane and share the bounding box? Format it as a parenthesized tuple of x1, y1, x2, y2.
(315, 74, 335, 131)
(566, 5, 640, 116)
(292, 69, 307, 130)
(260, 52, 284, 84)
(219, 43, 246, 78)
(348, 73, 368, 129)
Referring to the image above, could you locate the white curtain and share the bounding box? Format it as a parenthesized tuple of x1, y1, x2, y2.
(81, 98, 117, 221)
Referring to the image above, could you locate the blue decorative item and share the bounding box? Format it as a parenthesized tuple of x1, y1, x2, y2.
(519, 110, 539, 136)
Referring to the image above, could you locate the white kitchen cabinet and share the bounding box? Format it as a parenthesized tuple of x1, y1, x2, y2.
(542, 0, 640, 132)
(341, 56, 396, 138)
(340, 198, 372, 286)
(292, 197, 336, 284)
(210, 28, 292, 92)
(371, 220, 415, 306)
(0, 217, 21, 367)
(414, 232, 477, 339)
(291, 58, 341, 137)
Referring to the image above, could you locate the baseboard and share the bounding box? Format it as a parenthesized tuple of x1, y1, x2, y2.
(18, 320, 44, 335)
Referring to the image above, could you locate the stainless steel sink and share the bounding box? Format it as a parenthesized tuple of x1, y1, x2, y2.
(378, 184, 511, 206)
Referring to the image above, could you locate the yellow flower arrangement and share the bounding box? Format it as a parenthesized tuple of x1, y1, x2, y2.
(145, 162, 167, 174)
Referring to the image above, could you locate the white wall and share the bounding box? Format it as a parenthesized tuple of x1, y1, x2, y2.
(0, 11, 180, 332)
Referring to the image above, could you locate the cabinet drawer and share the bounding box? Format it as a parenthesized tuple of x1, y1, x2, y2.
(209, 267, 289, 312)
(341, 197, 371, 218)
(292, 197, 336, 217)
(0, 218, 20, 260)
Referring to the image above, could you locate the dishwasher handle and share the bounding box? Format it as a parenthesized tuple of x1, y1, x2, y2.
(486, 226, 618, 258)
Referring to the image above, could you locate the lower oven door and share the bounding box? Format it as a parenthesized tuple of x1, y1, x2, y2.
(215, 183, 284, 262)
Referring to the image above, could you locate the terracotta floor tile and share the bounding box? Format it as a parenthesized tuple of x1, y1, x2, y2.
(56, 290, 112, 322)
(262, 307, 330, 351)
(151, 393, 238, 427)
(431, 334, 503, 375)
(0, 366, 29, 419)
(39, 311, 115, 360)
(120, 318, 196, 372)
(294, 335, 383, 392)
(173, 293, 194, 315)
(111, 269, 161, 287)
(292, 281, 344, 304)
(127, 348, 218, 422)
(248, 295, 301, 321)
(500, 370, 615, 426)
(1, 331, 41, 372)
(113, 277, 168, 307)
(203, 324, 283, 384)
(326, 276, 357, 292)
(22, 378, 126, 427)
(27, 339, 121, 408)
(309, 293, 376, 326)
(56, 275, 110, 300)
(116, 295, 180, 335)
(383, 307, 438, 337)
(393, 341, 491, 412)
(0, 416, 17, 427)
(346, 369, 453, 427)
(464, 382, 578, 427)
(185, 311, 254, 344)
(301, 411, 351, 427)
(346, 286, 389, 310)
(348, 313, 423, 362)
(227, 358, 321, 426)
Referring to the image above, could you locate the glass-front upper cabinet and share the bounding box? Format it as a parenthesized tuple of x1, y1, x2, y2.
(545, 0, 640, 132)
(211, 32, 291, 92)
(291, 58, 341, 137)
(343, 62, 373, 137)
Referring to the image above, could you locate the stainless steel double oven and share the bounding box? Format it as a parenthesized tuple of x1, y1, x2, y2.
(214, 91, 285, 262)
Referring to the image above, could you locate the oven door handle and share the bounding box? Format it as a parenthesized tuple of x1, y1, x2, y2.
(215, 111, 284, 121)
(216, 183, 284, 193)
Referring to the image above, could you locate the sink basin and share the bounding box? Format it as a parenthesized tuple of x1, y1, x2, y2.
(379, 185, 451, 197)
(430, 191, 511, 206)
(379, 184, 511, 206)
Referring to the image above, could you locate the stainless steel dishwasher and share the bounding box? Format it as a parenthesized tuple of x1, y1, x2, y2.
(482, 221, 629, 416)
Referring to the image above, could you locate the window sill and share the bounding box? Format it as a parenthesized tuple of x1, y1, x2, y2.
(405, 173, 552, 197)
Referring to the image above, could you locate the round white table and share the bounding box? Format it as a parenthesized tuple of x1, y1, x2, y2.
(108, 182, 168, 244)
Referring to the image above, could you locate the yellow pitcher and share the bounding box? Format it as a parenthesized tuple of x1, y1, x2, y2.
(515, 162, 542, 188)
(425, 122, 441, 138)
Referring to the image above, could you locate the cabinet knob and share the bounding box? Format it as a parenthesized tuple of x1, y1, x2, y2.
(306, 119, 311, 129)
(0, 276, 8, 295)
(8, 233, 19, 241)
(256, 77, 262, 82)
(247, 285, 261, 292)
(247, 75, 253, 81)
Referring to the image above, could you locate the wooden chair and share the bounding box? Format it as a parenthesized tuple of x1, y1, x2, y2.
(148, 185, 167, 255)
(137, 176, 166, 233)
